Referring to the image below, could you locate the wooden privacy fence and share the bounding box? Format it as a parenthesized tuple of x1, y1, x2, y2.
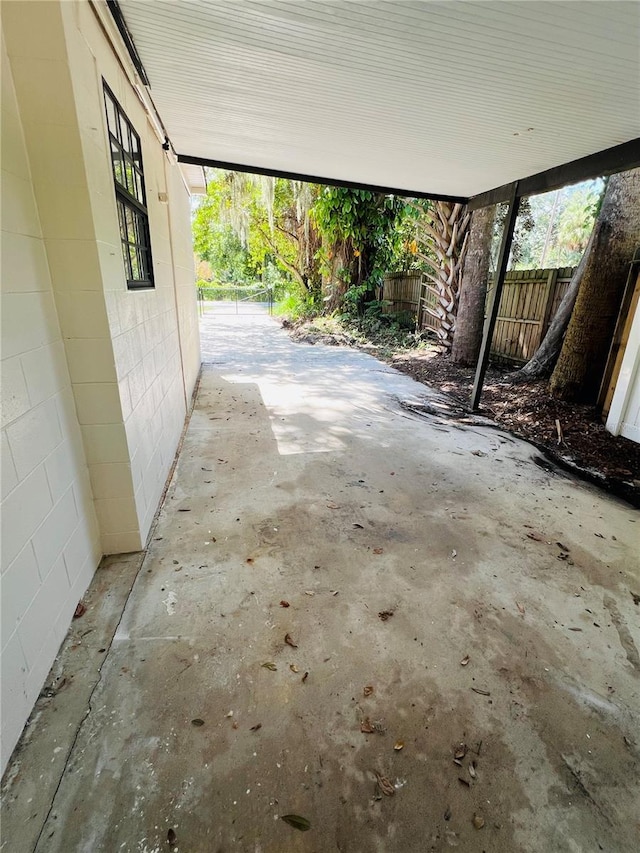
(381, 271, 422, 324)
(384, 267, 575, 363)
(489, 267, 574, 363)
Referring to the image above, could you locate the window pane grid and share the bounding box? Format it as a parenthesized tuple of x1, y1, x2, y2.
(104, 82, 154, 290)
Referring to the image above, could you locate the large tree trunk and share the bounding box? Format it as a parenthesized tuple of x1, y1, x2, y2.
(451, 205, 496, 365)
(511, 231, 592, 382)
(322, 240, 350, 313)
(550, 169, 640, 402)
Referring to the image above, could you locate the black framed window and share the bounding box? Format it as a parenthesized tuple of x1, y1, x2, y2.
(103, 83, 154, 289)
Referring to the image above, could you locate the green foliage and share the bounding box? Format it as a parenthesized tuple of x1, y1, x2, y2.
(492, 179, 605, 270)
(387, 199, 433, 272)
(274, 290, 321, 319)
(493, 197, 536, 267)
(312, 187, 412, 314)
(192, 170, 322, 304)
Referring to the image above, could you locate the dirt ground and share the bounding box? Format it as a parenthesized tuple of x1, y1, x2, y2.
(3, 312, 639, 853)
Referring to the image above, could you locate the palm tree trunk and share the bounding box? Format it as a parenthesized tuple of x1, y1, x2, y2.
(416, 202, 470, 347)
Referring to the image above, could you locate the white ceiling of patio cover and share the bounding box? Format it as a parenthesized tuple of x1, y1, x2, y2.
(119, 0, 640, 199)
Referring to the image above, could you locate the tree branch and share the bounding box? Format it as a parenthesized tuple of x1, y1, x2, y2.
(256, 226, 307, 290)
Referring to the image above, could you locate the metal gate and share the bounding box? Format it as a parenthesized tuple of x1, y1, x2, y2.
(197, 285, 274, 316)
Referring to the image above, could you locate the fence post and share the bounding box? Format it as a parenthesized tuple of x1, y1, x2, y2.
(416, 276, 425, 330)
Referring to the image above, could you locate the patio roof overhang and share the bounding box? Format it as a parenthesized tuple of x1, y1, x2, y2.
(111, 0, 640, 205)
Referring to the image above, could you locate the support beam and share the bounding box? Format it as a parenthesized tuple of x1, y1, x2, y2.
(177, 154, 467, 205)
(468, 138, 640, 210)
(470, 183, 520, 411)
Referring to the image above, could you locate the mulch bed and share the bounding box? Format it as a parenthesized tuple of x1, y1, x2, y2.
(391, 349, 640, 506)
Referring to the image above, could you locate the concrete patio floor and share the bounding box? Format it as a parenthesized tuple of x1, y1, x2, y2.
(3, 309, 639, 853)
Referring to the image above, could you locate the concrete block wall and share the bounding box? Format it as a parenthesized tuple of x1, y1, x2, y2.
(1, 0, 200, 773)
(1, 32, 101, 771)
(3, 0, 138, 558)
(67, 0, 200, 545)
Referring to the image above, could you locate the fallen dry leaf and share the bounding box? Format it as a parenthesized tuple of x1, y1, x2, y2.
(471, 687, 491, 696)
(361, 718, 375, 733)
(191, 718, 204, 727)
(280, 600, 290, 608)
(326, 502, 340, 509)
(460, 655, 470, 666)
(352, 523, 364, 529)
(516, 601, 526, 615)
(393, 740, 404, 751)
(290, 664, 299, 673)
(472, 814, 485, 829)
(261, 662, 277, 671)
(232, 721, 238, 729)
(375, 771, 395, 796)
(73, 602, 86, 619)
(363, 685, 374, 697)
(284, 633, 298, 648)
(373, 548, 384, 555)
(280, 814, 311, 831)
(469, 761, 477, 779)
(454, 744, 467, 760)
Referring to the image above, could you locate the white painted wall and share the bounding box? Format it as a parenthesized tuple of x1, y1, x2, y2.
(606, 278, 640, 444)
(1, 32, 102, 771)
(66, 0, 200, 546)
(1, 0, 200, 773)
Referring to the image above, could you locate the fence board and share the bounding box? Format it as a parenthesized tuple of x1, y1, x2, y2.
(382, 272, 423, 324)
(385, 267, 575, 362)
(490, 266, 575, 363)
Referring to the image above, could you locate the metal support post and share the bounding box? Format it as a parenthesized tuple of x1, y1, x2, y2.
(470, 182, 520, 410)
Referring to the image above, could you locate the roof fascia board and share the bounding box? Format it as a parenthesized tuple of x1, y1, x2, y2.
(469, 138, 640, 210)
(105, 0, 150, 86)
(176, 154, 467, 203)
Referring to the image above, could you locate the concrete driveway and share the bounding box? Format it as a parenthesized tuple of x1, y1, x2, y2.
(4, 310, 639, 852)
